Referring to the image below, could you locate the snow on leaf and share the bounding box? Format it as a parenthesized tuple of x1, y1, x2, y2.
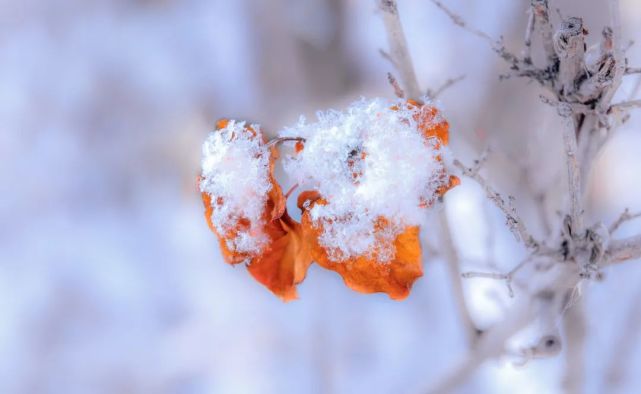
(200, 119, 311, 301)
(281, 98, 457, 264)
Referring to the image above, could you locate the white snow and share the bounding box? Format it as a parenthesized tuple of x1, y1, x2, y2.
(200, 120, 273, 255)
(280, 98, 450, 262)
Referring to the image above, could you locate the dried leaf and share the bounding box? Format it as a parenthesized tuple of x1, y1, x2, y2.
(201, 120, 311, 300)
(298, 192, 422, 300)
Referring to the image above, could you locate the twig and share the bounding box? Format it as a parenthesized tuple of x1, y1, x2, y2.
(378, 48, 397, 68)
(439, 210, 481, 347)
(625, 67, 641, 75)
(562, 295, 587, 394)
(266, 136, 305, 148)
(609, 208, 641, 234)
(559, 104, 584, 235)
(430, 0, 494, 44)
(553, 17, 586, 97)
(596, 0, 625, 114)
(523, 5, 535, 64)
(605, 234, 641, 264)
(603, 287, 641, 389)
(427, 296, 538, 393)
(610, 99, 641, 111)
(387, 72, 405, 98)
(427, 264, 580, 393)
(531, 0, 558, 65)
(429, 0, 518, 64)
(462, 257, 533, 298)
(426, 75, 466, 100)
(379, 0, 421, 99)
(430, 0, 554, 92)
(453, 159, 539, 250)
(539, 95, 595, 115)
(380, 0, 480, 348)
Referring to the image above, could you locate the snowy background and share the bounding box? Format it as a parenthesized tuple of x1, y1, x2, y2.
(2, 0, 641, 393)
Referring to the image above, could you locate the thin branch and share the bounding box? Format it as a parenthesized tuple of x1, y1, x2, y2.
(426, 297, 538, 393)
(562, 295, 587, 394)
(523, 5, 535, 64)
(462, 257, 533, 298)
(610, 99, 641, 111)
(625, 67, 641, 75)
(609, 208, 641, 234)
(603, 287, 641, 389)
(553, 17, 586, 97)
(429, 0, 516, 63)
(387, 72, 405, 98)
(559, 104, 584, 234)
(439, 210, 481, 347)
(430, 0, 494, 44)
(453, 159, 539, 250)
(378, 48, 397, 68)
(266, 136, 306, 148)
(380, 0, 480, 348)
(605, 234, 641, 264)
(597, 0, 625, 113)
(427, 264, 580, 393)
(379, 0, 421, 99)
(426, 75, 466, 100)
(539, 95, 596, 115)
(430, 0, 553, 92)
(531, 0, 558, 64)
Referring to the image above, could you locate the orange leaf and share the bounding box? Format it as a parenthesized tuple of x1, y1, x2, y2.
(201, 120, 312, 300)
(393, 99, 458, 204)
(246, 212, 313, 301)
(298, 192, 423, 300)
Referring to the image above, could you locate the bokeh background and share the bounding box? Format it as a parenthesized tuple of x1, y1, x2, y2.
(3, 0, 641, 393)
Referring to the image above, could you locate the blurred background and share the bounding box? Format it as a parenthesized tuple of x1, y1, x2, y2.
(2, 0, 641, 393)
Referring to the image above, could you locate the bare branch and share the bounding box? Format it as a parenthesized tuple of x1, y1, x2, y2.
(426, 297, 538, 393)
(559, 105, 584, 234)
(605, 234, 641, 264)
(553, 17, 586, 97)
(430, 0, 494, 44)
(562, 296, 587, 394)
(378, 48, 397, 68)
(609, 208, 641, 234)
(439, 210, 481, 347)
(379, 0, 421, 99)
(596, 0, 625, 113)
(426, 75, 466, 100)
(462, 257, 533, 298)
(625, 67, 641, 75)
(523, 6, 535, 64)
(266, 136, 305, 148)
(531, 0, 558, 65)
(604, 287, 641, 389)
(539, 95, 595, 115)
(380, 0, 480, 348)
(427, 264, 580, 393)
(386, 72, 405, 98)
(453, 159, 539, 250)
(610, 99, 641, 111)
